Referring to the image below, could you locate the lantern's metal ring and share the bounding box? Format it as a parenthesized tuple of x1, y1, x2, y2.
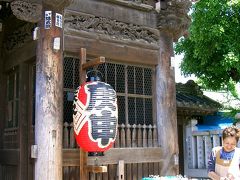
(86, 70, 103, 82)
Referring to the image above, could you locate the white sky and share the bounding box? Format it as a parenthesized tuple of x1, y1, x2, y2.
(174, 54, 196, 83)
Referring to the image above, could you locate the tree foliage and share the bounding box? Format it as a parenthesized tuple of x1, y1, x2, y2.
(175, 0, 240, 98)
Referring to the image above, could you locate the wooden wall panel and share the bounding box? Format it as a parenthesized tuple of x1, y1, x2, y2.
(0, 149, 19, 165)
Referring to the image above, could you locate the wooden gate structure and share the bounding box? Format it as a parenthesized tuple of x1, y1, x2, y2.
(184, 119, 240, 178)
(175, 80, 222, 176)
(184, 120, 222, 178)
(0, 0, 198, 179)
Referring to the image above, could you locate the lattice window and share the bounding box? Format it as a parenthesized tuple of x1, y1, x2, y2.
(63, 58, 153, 125)
(96, 63, 153, 125)
(6, 67, 19, 128)
(63, 57, 80, 123)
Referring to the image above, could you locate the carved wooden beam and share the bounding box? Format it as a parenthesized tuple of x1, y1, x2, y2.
(10, 0, 72, 23)
(43, 0, 72, 10)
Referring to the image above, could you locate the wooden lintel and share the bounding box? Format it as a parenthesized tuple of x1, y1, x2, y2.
(62, 147, 163, 166)
(86, 165, 108, 173)
(82, 56, 106, 70)
(64, 35, 158, 66)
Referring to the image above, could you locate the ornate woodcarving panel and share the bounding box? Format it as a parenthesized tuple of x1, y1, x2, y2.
(65, 13, 159, 44)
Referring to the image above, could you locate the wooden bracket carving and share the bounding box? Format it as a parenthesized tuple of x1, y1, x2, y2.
(157, 0, 192, 41)
(11, 0, 42, 23)
(10, 0, 72, 23)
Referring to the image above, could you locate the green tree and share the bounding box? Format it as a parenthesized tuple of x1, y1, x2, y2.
(175, 0, 240, 99)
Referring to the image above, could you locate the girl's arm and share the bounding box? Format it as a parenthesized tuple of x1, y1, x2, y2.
(208, 171, 221, 180)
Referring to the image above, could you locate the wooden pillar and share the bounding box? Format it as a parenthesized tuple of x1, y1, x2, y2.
(78, 48, 108, 179)
(35, 4, 64, 180)
(156, 0, 191, 175)
(156, 31, 178, 175)
(79, 48, 88, 180)
(19, 63, 29, 180)
(0, 28, 4, 149)
(0, 24, 5, 149)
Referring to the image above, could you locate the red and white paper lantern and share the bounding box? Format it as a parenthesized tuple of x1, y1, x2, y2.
(73, 81, 118, 152)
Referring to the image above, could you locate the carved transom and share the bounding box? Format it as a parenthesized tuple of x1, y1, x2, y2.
(65, 14, 159, 44)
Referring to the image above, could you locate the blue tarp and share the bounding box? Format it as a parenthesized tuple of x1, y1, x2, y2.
(197, 112, 233, 131)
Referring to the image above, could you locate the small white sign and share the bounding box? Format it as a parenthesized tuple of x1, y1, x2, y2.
(45, 11, 52, 29)
(55, 13, 62, 28)
(31, 145, 38, 159)
(171, 56, 175, 68)
(155, 2, 161, 12)
(53, 37, 61, 51)
(33, 27, 39, 40)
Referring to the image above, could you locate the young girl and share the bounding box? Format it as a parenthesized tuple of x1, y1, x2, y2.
(208, 126, 240, 180)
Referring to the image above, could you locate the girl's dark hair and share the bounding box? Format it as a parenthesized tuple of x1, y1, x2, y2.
(222, 126, 240, 142)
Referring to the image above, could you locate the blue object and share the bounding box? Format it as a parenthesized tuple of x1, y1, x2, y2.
(198, 112, 234, 130)
(203, 112, 233, 126)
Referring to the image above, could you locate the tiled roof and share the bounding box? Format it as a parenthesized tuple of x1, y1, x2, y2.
(176, 80, 222, 113)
